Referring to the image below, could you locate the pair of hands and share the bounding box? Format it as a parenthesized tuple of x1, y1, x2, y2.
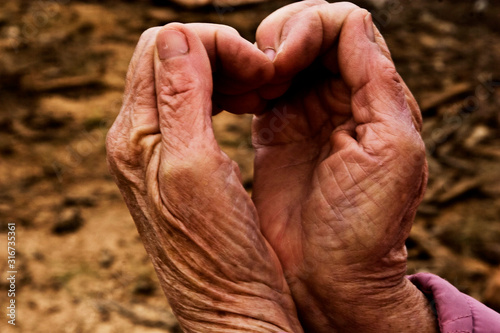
(107, 1, 437, 332)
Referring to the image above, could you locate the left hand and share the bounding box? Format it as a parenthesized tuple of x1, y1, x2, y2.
(252, 1, 436, 331)
(106, 23, 303, 333)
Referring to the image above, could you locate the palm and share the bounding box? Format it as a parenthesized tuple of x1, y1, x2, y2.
(252, 0, 428, 297)
(253, 72, 345, 271)
(255, 73, 422, 273)
(252, 16, 428, 329)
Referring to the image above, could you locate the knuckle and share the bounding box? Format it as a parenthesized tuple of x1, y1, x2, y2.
(162, 74, 198, 96)
(210, 23, 239, 36)
(379, 62, 400, 85)
(159, 156, 206, 195)
(157, 75, 203, 110)
(222, 25, 240, 37)
(406, 135, 426, 161)
(161, 149, 228, 185)
(398, 132, 426, 171)
(125, 27, 160, 92)
(105, 124, 120, 159)
(105, 126, 126, 167)
(105, 120, 140, 170)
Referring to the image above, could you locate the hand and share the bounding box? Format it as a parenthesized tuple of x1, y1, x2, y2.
(106, 23, 303, 333)
(253, 1, 437, 331)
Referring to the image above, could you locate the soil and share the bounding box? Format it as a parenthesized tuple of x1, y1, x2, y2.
(0, 0, 499, 332)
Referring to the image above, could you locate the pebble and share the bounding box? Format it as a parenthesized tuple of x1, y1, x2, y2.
(52, 208, 83, 234)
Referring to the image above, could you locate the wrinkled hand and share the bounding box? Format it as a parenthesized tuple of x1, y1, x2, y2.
(106, 23, 303, 333)
(253, 1, 437, 332)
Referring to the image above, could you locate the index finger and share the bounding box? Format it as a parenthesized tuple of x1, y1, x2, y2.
(256, 1, 423, 130)
(186, 23, 275, 114)
(187, 23, 274, 95)
(256, 1, 359, 84)
(115, 23, 275, 140)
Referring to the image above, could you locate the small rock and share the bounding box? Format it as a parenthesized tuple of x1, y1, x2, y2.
(133, 275, 156, 295)
(99, 249, 115, 269)
(28, 300, 38, 310)
(474, 0, 489, 13)
(52, 208, 83, 234)
(32, 251, 45, 261)
(63, 196, 96, 207)
(464, 125, 491, 148)
(95, 303, 111, 322)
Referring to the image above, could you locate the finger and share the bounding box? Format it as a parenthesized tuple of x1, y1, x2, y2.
(154, 23, 217, 156)
(186, 23, 274, 96)
(255, 0, 327, 65)
(117, 27, 163, 137)
(338, 10, 413, 128)
(256, 1, 358, 85)
(335, 10, 427, 162)
(106, 27, 163, 171)
(183, 23, 275, 114)
(123, 27, 161, 103)
(372, 25, 423, 131)
(125, 24, 273, 124)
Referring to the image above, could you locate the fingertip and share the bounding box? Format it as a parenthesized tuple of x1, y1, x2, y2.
(263, 48, 276, 62)
(255, 2, 327, 82)
(213, 29, 275, 93)
(153, 23, 214, 135)
(154, 22, 211, 80)
(339, 8, 394, 91)
(156, 27, 189, 60)
(330, 119, 358, 153)
(339, 9, 411, 126)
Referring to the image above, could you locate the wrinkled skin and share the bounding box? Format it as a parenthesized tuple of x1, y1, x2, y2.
(106, 24, 303, 332)
(252, 2, 436, 331)
(106, 1, 438, 332)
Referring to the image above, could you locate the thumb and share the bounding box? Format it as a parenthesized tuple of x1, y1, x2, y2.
(339, 10, 413, 129)
(154, 24, 216, 157)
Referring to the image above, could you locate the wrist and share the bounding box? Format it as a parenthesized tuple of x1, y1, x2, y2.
(334, 278, 439, 332)
(144, 209, 303, 333)
(156, 262, 303, 333)
(289, 275, 438, 333)
(130, 186, 303, 331)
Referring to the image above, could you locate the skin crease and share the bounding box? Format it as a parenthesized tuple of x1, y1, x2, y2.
(106, 24, 303, 333)
(253, 1, 437, 332)
(106, 1, 438, 332)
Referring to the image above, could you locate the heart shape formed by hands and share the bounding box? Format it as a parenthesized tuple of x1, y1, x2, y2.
(253, 1, 426, 275)
(248, 2, 431, 331)
(107, 1, 435, 332)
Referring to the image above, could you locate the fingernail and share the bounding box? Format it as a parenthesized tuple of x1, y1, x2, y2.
(264, 48, 276, 62)
(157, 29, 189, 60)
(364, 13, 375, 43)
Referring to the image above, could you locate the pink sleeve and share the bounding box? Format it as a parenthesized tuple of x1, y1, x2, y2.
(408, 272, 500, 332)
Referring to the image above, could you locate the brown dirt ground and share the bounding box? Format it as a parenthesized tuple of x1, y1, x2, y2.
(0, 0, 499, 332)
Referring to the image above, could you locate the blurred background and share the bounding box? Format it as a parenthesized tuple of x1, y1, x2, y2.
(0, 0, 499, 332)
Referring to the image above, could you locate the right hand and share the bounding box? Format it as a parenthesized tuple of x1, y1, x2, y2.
(252, 1, 437, 331)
